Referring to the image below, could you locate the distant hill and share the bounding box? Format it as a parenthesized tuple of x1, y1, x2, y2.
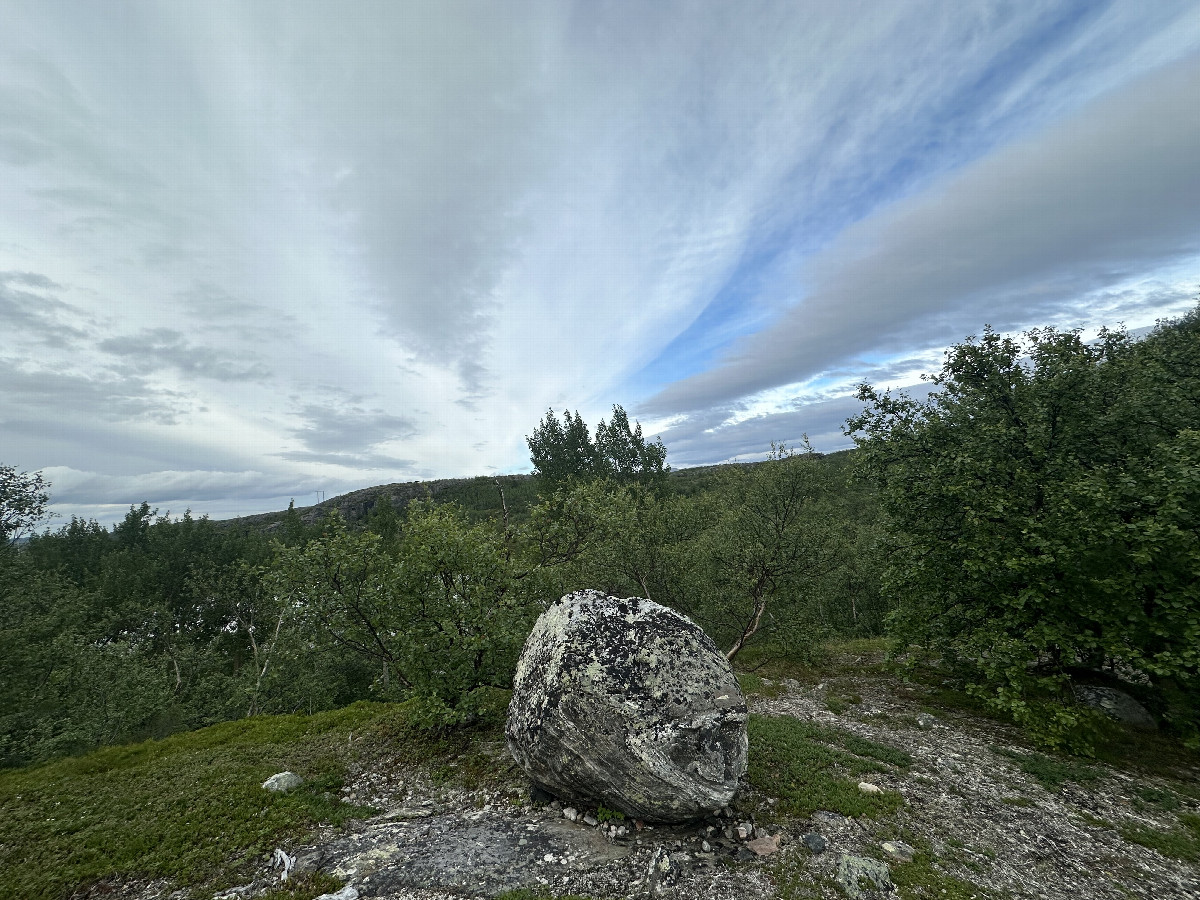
(216, 452, 853, 534)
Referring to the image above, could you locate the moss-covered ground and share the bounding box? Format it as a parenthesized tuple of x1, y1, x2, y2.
(0, 700, 494, 899)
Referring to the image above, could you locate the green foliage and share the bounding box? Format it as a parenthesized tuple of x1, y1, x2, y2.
(365, 493, 401, 543)
(0, 463, 51, 543)
(527, 404, 668, 489)
(267, 503, 539, 708)
(595, 805, 625, 823)
(849, 310, 1200, 748)
(747, 713, 909, 818)
(688, 443, 843, 661)
(523, 444, 883, 662)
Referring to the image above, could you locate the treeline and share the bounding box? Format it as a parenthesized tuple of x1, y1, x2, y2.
(0, 446, 882, 768)
(2, 307, 1197, 765)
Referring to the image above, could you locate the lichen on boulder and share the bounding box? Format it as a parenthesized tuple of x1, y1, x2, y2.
(505, 589, 748, 823)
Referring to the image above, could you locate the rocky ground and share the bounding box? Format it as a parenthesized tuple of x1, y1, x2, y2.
(119, 653, 1200, 900)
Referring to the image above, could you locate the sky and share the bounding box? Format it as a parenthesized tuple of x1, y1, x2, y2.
(3, 0, 1200, 528)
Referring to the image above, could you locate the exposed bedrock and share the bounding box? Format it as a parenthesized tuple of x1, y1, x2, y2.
(505, 589, 748, 823)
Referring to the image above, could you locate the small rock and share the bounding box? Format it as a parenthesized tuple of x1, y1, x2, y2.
(262, 772, 303, 793)
(648, 847, 677, 886)
(836, 854, 893, 899)
(563, 807, 578, 822)
(801, 832, 827, 854)
(857, 782, 882, 795)
(701, 840, 712, 852)
(735, 846, 757, 862)
(882, 840, 916, 862)
(271, 848, 295, 880)
(314, 888, 359, 900)
(916, 713, 937, 730)
(583, 814, 599, 826)
(745, 834, 780, 856)
(813, 810, 846, 825)
(736, 823, 752, 840)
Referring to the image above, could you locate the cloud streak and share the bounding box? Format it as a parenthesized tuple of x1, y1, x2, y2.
(646, 51, 1200, 413)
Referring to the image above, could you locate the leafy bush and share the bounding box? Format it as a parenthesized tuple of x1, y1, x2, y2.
(268, 502, 539, 709)
(849, 311, 1200, 749)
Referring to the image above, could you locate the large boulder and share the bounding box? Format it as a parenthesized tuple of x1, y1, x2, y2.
(1072, 684, 1157, 731)
(505, 590, 748, 823)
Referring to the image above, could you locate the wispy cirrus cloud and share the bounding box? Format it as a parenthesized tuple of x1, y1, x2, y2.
(644, 50, 1200, 415)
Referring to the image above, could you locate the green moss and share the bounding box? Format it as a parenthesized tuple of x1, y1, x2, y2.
(257, 872, 347, 899)
(493, 889, 596, 900)
(748, 713, 909, 819)
(0, 700, 490, 899)
(891, 850, 1004, 899)
(989, 745, 1102, 791)
(1134, 786, 1182, 812)
(1120, 812, 1200, 863)
(1000, 796, 1035, 807)
(825, 692, 864, 715)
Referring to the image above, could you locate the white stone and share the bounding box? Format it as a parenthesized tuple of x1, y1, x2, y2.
(857, 781, 882, 795)
(262, 772, 303, 793)
(314, 888, 359, 900)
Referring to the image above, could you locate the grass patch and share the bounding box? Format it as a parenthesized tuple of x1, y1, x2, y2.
(989, 745, 1102, 792)
(1134, 786, 1182, 813)
(1120, 812, 1200, 863)
(257, 872, 348, 899)
(737, 672, 787, 699)
(824, 691, 863, 715)
(1000, 796, 1034, 807)
(770, 857, 838, 900)
(891, 850, 1002, 900)
(747, 713, 910, 819)
(1087, 727, 1200, 782)
(0, 699, 496, 899)
(732, 645, 824, 683)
